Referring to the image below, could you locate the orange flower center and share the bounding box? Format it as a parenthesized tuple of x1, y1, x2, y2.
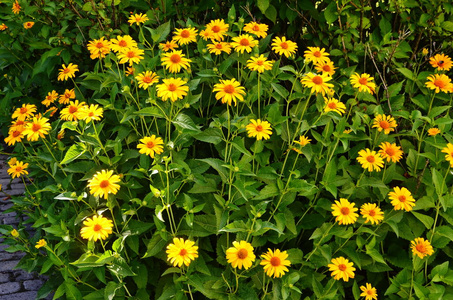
(379, 120, 390, 129)
(312, 76, 323, 85)
(211, 25, 220, 33)
(46, 95, 52, 101)
(253, 25, 260, 31)
(127, 51, 136, 58)
(240, 38, 250, 46)
(65, 92, 72, 98)
(438, 61, 444, 67)
(256, 125, 263, 132)
(170, 54, 181, 63)
(256, 60, 264, 66)
(180, 30, 190, 38)
(16, 120, 24, 126)
(168, 83, 177, 92)
(338, 264, 347, 271)
(88, 111, 94, 117)
(215, 43, 223, 49)
(96, 42, 104, 48)
(434, 79, 445, 88)
(143, 76, 152, 84)
(358, 77, 368, 85)
(237, 248, 248, 259)
(398, 195, 406, 202)
(147, 141, 155, 148)
(69, 106, 78, 114)
(323, 65, 331, 72)
(63, 68, 71, 74)
(118, 40, 127, 47)
(416, 243, 426, 253)
(313, 51, 321, 57)
(270, 256, 281, 266)
(367, 290, 374, 295)
(15, 166, 23, 172)
(328, 102, 337, 109)
(340, 207, 350, 215)
(280, 42, 288, 49)
(12, 130, 21, 137)
(385, 148, 395, 156)
(20, 107, 28, 114)
(99, 180, 110, 188)
(93, 224, 102, 231)
(366, 155, 375, 163)
(179, 248, 188, 256)
(223, 84, 235, 94)
(32, 123, 41, 132)
(369, 209, 376, 216)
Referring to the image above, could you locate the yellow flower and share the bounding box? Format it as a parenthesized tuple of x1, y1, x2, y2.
(226, 241, 256, 270)
(45, 106, 58, 118)
(128, 13, 149, 26)
(422, 48, 429, 56)
(271, 36, 298, 58)
(10, 229, 19, 238)
(110, 35, 137, 53)
(58, 63, 79, 81)
(429, 53, 452, 71)
(357, 148, 384, 172)
(166, 237, 199, 267)
(7, 161, 28, 179)
(427, 127, 441, 136)
(207, 42, 232, 55)
(59, 89, 75, 104)
(260, 249, 291, 278)
(9, 120, 27, 133)
(231, 34, 258, 54)
(135, 71, 159, 89)
(294, 135, 311, 147)
(246, 55, 273, 73)
(0, 23, 8, 31)
(87, 170, 121, 199)
(117, 48, 144, 66)
(360, 203, 384, 225)
(350, 73, 376, 94)
(4, 129, 24, 146)
(331, 198, 358, 225)
(315, 59, 337, 76)
(23, 22, 34, 29)
(161, 50, 192, 73)
(246, 119, 272, 140)
(304, 47, 330, 64)
(35, 239, 47, 249)
(388, 186, 416, 211)
(173, 27, 198, 45)
(324, 98, 346, 115)
(12, 104, 36, 120)
(23, 117, 52, 142)
(213, 78, 246, 106)
(425, 74, 452, 93)
(125, 67, 135, 76)
(80, 215, 113, 242)
(205, 19, 229, 41)
(159, 40, 178, 52)
(328, 257, 355, 282)
(8, 157, 18, 167)
(243, 21, 268, 38)
(300, 72, 334, 96)
(360, 283, 378, 300)
(199, 28, 216, 41)
(441, 143, 453, 167)
(60, 100, 86, 121)
(12, 0, 21, 14)
(42, 90, 59, 107)
(378, 142, 403, 163)
(411, 237, 434, 259)
(372, 114, 397, 134)
(137, 135, 164, 158)
(87, 37, 111, 59)
(156, 77, 189, 102)
(79, 104, 104, 123)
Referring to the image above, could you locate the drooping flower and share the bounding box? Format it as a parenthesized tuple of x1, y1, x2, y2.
(161, 50, 192, 73)
(79, 104, 104, 123)
(378, 142, 403, 163)
(372, 114, 397, 134)
(315, 59, 337, 76)
(331, 198, 358, 225)
(425, 74, 452, 93)
(260, 249, 291, 278)
(110, 35, 137, 53)
(166, 237, 199, 267)
(135, 71, 159, 89)
(156, 78, 189, 102)
(10, 120, 27, 133)
(231, 34, 258, 54)
(35, 239, 47, 249)
(12, 0, 21, 14)
(117, 47, 145, 65)
(0, 23, 8, 31)
(23, 117, 51, 142)
(199, 28, 215, 41)
(328, 257, 355, 281)
(7, 161, 29, 179)
(45, 106, 58, 118)
(304, 47, 330, 64)
(427, 127, 441, 136)
(60, 100, 86, 121)
(80, 215, 114, 242)
(272, 36, 298, 58)
(213, 78, 246, 106)
(173, 27, 198, 45)
(8, 157, 18, 167)
(246, 119, 272, 140)
(128, 13, 149, 26)
(360, 283, 378, 300)
(246, 55, 273, 73)
(125, 67, 135, 76)
(4, 128, 24, 146)
(226, 241, 256, 270)
(388, 186, 416, 211)
(10, 229, 19, 238)
(87, 37, 111, 59)
(360, 203, 384, 225)
(324, 98, 346, 115)
(59, 89, 76, 104)
(300, 72, 334, 96)
(137, 135, 164, 158)
(350, 73, 376, 94)
(441, 143, 453, 167)
(294, 135, 311, 147)
(87, 170, 121, 199)
(58, 63, 79, 81)
(243, 21, 268, 38)
(159, 40, 178, 52)
(411, 237, 434, 259)
(23, 22, 34, 29)
(42, 90, 59, 107)
(429, 54, 452, 71)
(12, 104, 37, 120)
(205, 19, 229, 41)
(207, 42, 231, 55)
(357, 148, 384, 172)
(422, 48, 429, 56)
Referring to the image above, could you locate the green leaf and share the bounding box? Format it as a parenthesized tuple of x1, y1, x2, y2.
(135, 107, 165, 118)
(193, 128, 223, 144)
(432, 168, 446, 196)
(65, 282, 82, 300)
(172, 113, 200, 132)
(61, 143, 86, 164)
(441, 21, 453, 32)
(397, 67, 415, 80)
(197, 158, 228, 182)
(412, 211, 434, 229)
(104, 281, 122, 300)
(264, 5, 277, 23)
(324, 1, 337, 24)
(143, 234, 167, 258)
(257, 0, 270, 15)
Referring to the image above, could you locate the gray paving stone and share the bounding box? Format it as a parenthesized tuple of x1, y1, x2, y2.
(14, 270, 36, 281)
(0, 251, 25, 261)
(0, 291, 38, 300)
(23, 279, 44, 291)
(0, 282, 21, 295)
(0, 273, 10, 284)
(0, 260, 19, 272)
(2, 216, 20, 225)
